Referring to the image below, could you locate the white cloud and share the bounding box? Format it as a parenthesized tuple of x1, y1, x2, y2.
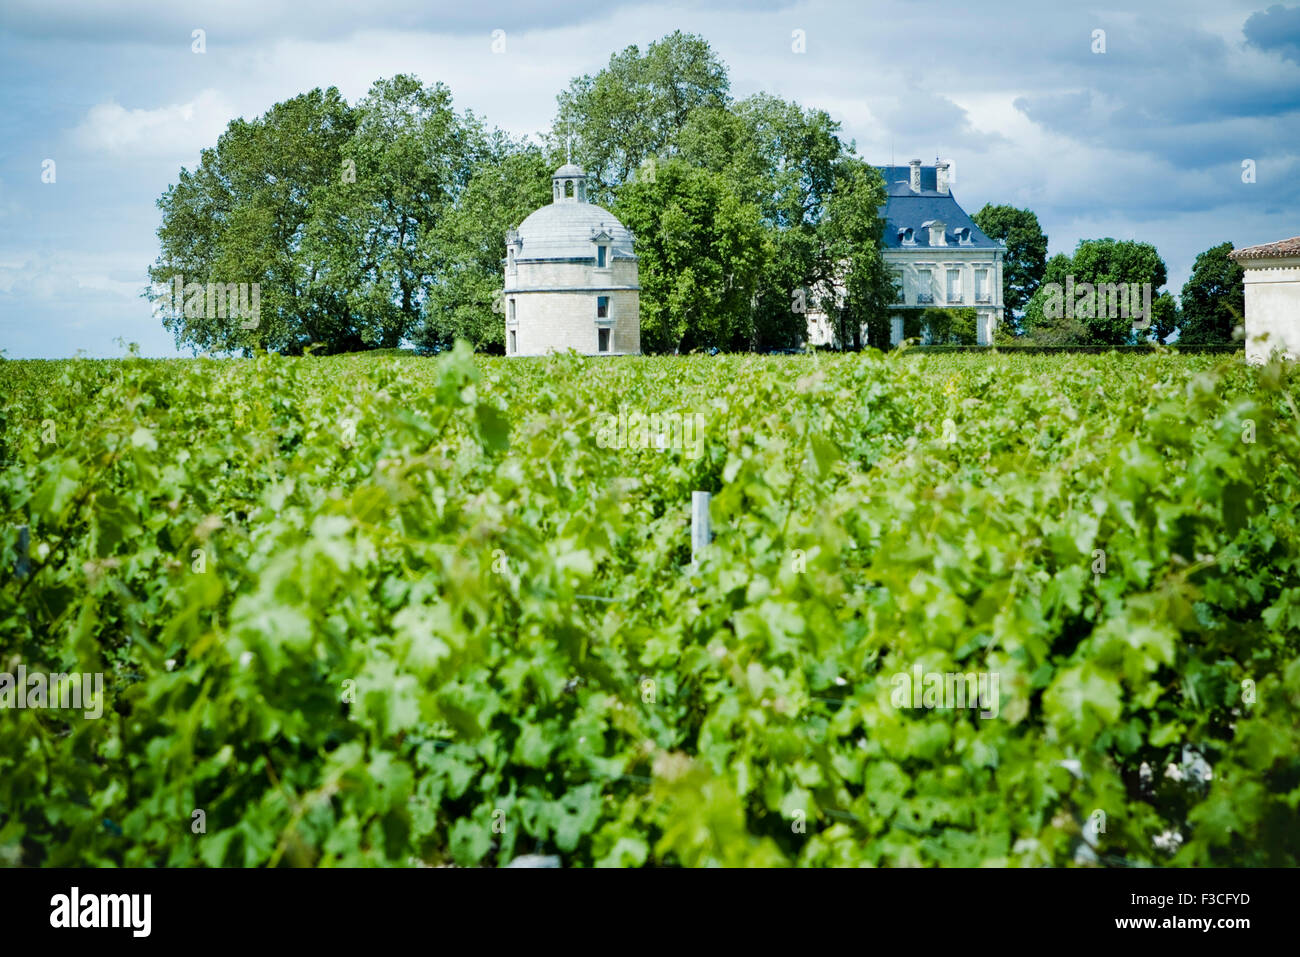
(71, 89, 235, 158)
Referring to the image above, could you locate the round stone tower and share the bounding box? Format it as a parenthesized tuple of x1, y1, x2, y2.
(503, 163, 640, 356)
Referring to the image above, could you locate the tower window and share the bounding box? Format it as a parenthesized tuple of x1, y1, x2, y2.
(597, 295, 609, 318)
(598, 328, 610, 352)
(596, 245, 607, 267)
(565, 180, 574, 197)
(508, 298, 516, 321)
(509, 329, 517, 353)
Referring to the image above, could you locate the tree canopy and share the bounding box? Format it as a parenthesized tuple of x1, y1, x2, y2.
(1177, 242, 1244, 344)
(152, 34, 1193, 357)
(553, 31, 731, 203)
(149, 87, 359, 354)
(1023, 238, 1175, 346)
(614, 159, 766, 353)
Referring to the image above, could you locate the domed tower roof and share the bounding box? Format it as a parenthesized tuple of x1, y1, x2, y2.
(511, 162, 636, 262)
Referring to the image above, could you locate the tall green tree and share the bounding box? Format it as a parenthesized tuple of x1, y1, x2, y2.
(1023, 239, 1173, 345)
(613, 158, 766, 353)
(679, 94, 876, 349)
(821, 158, 894, 351)
(303, 75, 487, 351)
(1177, 242, 1244, 344)
(151, 77, 493, 355)
(149, 87, 358, 354)
(971, 204, 1047, 320)
(416, 141, 552, 353)
(554, 31, 730, 202)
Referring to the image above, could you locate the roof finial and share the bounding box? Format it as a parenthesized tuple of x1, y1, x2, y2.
(566, 135, 572, 165)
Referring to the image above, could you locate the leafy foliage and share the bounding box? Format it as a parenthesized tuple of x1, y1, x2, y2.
(680, 95, 885, 351)
(1024, 239, 1175, 346)
(1178, 242, 1245, 345)
(3, 348, 1298, 867)
(553, 31, 731, 201)
(614, 159, 767, 353)
(149, 87, 359, 354)
(416, 145, 553, 354)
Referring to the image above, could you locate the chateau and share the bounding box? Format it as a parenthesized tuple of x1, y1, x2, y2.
(808, 159, 1005, 347)
(503, 163, 641, 356)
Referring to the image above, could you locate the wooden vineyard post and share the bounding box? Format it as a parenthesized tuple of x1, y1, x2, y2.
(691, 491, 711, 565)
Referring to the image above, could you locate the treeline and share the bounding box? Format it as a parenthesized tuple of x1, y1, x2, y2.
(1001, 236, 1245, 346)
(149, 77, 550, 355)
(150, 33, 892, 356)
(149, 33, 1245, 355)
(951, 211, 1243, 347)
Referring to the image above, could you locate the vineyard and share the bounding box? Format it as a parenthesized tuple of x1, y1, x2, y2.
(2, 347, 1298, 867)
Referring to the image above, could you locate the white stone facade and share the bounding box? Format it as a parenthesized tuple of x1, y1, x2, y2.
(1231, 238, 1300, 364)
(504, 163, 641, 356)
(883, 246, 1005, 345)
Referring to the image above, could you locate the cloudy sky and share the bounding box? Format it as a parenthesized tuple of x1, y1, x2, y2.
(1, 0, 1297, 357)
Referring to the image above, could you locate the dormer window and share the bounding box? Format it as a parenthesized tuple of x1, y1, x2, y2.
(955, 227, 971, 246)
(591, 228, 614, 268)
(899, 227, 915, 246)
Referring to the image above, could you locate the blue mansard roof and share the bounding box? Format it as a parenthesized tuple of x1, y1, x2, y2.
(876, 165, 1002, 251)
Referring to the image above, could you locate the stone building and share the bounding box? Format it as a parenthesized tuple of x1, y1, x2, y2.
(1230, 236, 1300, 363)
(806, 159, 1005, 348)
(503, 163, 640, 356)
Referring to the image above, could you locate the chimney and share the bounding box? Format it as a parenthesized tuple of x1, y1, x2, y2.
(936, 161, 950, 195)
(909, 159, 922, 193)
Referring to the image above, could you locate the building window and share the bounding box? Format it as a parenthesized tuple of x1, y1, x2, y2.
(893, 270, 905, 304)
(947, 269, 962, 304)
(916, 269, 933, 304)
(509, 329, 517, 353)
(597, 295, 609, 318)
(975, 270, 991, 303)
(508, 298, 516, 321)
(598, 328, 610, 352)
(596, 245, 607, 268)
(565, 180, 574, 198)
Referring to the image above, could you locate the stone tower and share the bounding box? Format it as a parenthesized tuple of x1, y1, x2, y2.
(503, 163, 640, 356)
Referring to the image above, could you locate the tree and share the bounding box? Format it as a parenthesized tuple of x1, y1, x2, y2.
(1177, 242, 1244, 344)
(150, 78, 492, 355)
(416, 142, 552, 353)
(303, 76, 487, 351)
(613, 159, 766, 353)
(971, 204, 1047, 320)
(1151, 293, 1181, 344)
(679, 94, 877, 350)
(554, 31, 730, 202)
(149, 87, 359, 354)
(820, 158, 894, 351)
(1023, 239, 1170, 345)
